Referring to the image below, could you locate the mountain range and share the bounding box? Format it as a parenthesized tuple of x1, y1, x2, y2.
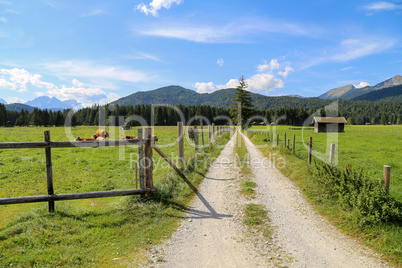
(318, 75, 402, 100)
(5, 96, 83, 112)
(3, 75, 401, 112)
(110, 86, 334, 111)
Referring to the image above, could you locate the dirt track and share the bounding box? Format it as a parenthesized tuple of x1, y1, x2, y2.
(145, 130, 389, 267)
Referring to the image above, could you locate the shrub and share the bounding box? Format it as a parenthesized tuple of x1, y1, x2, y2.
(312, 161, 401, 224)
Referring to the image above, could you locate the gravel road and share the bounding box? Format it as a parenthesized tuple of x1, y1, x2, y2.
(144, 130, 390, 268)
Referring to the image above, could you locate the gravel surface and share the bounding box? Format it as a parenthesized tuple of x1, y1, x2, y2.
(142, 130, 390, 268)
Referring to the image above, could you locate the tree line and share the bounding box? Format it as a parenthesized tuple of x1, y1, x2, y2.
(0, 102, 401, 127)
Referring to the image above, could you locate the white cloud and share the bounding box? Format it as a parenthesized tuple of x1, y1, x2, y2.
(35, 91, 46, 97)
(0, 16, 8, 23)
(364, 2, 402, 11)
(246, 73, 284, 94)
(72, 78, 85, 87)
(340, 66, 354, 71)
(194, 58, 290, 94)
(0, 78, 16, 89)
(0, 68, 56, 91)
(257, 59, 280, 72)
(137, 18, 315, 43)
(331, 38, 395, 62)
(106, 92, 120, 103)
(42, 60, 149, 83)
(48, 85, 106, 102)
(136, 0, 183, 17)
(194, 82, 218, 94)
(217, 58, 224, 67)
(355, 82, 370, 88)
(81, 9, 105, 17)
(5, 97, 25, 104)
(278, 66, 294, 78)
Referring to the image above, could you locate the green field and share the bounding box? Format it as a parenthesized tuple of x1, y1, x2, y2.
(0, 126, 231, 267)
(250, 125, 402, 202)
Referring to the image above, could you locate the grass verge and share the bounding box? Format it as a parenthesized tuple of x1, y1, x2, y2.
(234, 133, 256, 199)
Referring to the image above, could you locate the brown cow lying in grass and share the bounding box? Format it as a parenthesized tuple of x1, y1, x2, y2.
(122, 135, 136, 139)
(74, 135, 106, 141)
(122, 135, 158, 141)
(96, 129, 109, 138)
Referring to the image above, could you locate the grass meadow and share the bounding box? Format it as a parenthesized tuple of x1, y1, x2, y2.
(0, 126, 231, 267)
(248, 125, 402, 265)
(250, 124, 402, 202)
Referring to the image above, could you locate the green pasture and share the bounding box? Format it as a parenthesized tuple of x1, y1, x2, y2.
(0, 126, 231, 267)
(250, 125, 402, 202)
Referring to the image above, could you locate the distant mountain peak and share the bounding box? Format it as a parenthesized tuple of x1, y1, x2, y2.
(372, 75, 402, 90)
(0, 98, 7, 105)
(319, 75, 402, 100)
(319, 84, 355, 99)
(24, 96, 82, 110)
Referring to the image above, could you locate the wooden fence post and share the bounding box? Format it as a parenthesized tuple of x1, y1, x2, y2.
(138, 129, 145, 190)
(194, 125, 199, 150)
(212, 123, 215, 140)
(135, 162, 138, 189)
(144, 128, 153, 188)
(200, 121, 204, 146)
(329, 143, 335, 164)
(44, 131, 55, 213)
(178, 122, 184, 165)
(288, 139, 290, 149)
(276, 134, 279, 146)
(384, 165, 391, 193)
(284, 132, 287, 147)
(208, 125, 211, 143)
(308, 137, 312, 164)
(271, 133, 273, 144)
(293, 133, 295, 154)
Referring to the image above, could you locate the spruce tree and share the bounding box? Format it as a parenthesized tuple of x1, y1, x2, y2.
(230, 76, 254, 129)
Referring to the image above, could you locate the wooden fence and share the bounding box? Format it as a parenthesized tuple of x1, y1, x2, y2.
(248, 130, 394, 192)
(0, 124, 234, 212)
(0, 128, 156, 212)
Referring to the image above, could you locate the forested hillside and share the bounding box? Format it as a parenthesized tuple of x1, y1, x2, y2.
(352, 84, 402, 102)
(1, 101, 401, 127)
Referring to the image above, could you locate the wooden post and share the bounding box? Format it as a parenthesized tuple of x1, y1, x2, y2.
(194, 125, 199, 150)
(293, 133, 295, 154)
(384, 165, 391, 193)
(212, 123, 215, 140)
(138, 129, 145, 189)
(284, 132, 287, 147)
(208, 125, 211, 143)
(308, 137, 312, 164)
(144, 128, 153, 188)
(135, 162, 138, 189)
(178, 122, 184, 165)
(200, 121, 204, 146)
(276, 134, 279, 146)
(271, 133, 273, 144)
(44, 131, 54, 213)
(329, 143, 335, 164)
(288, 139, 290, 149)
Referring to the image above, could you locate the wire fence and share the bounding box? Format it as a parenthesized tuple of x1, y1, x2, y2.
(247, 130, 402, 196)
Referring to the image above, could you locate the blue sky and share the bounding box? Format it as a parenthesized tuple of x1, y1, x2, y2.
(0, 0, 401, 106)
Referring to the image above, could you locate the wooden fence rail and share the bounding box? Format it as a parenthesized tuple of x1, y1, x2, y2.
(0, 128, 155, 212)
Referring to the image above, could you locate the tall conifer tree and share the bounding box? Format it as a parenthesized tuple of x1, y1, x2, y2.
(230, 76, 254, 129)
